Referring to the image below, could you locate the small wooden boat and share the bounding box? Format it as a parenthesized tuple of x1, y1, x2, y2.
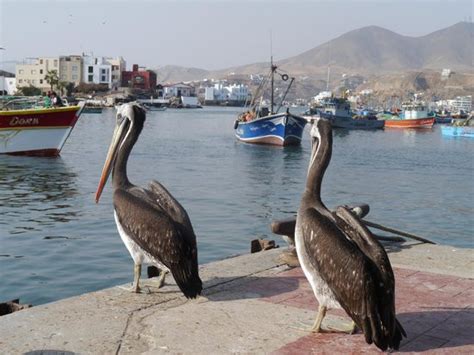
(0, 97, 84, 156)
(83, 106, 103, 114)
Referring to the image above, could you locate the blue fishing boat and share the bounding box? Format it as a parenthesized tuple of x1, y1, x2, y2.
(441, 117, 474, 138)
(234, 58, 307, 146)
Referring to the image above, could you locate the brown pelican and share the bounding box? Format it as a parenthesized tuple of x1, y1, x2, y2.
(295, 118, 406, 351)
(95, 103, 202, 299)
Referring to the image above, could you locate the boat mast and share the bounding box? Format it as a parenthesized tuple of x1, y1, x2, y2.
(271, 56, 277, 114)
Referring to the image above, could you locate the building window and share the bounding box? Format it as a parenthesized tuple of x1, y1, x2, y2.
(31, 69, 36, 74)
(101, 75, 106, 81)
(19, 79, 23, 83)
(72, 66, 77, 71)
(19, 69, 24, 74)
(88, 66, 93, 73)
(88, 75, 93, 82)
(54, 60, 58, 67)
(32, 80, 36, 84)
(112, 75, 117, 80)
(40, 69, 43, 74)
(40, 79, 43, 84)
(101, 68, 106, 74)
(72, 75, 78, 80)
(39, 59, 43, 64)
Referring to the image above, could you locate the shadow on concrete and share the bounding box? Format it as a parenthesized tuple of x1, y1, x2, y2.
(203, 275, 302, 301)
(398, 307, 473, 352)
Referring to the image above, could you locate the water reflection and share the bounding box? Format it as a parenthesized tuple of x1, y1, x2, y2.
(0, 156, 80, 234)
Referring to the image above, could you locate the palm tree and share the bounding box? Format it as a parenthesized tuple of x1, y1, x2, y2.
(44, 70, 59, 91)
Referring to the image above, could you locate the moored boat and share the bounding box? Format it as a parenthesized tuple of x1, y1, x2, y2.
(314, 98, 384, 129)
(441, 116, 474, 138)
(0, 97, 84, 156)
(234, 110, 307, 146)
(82, 106, 103, 114)
(234, 57, 307, 146)
(384, 101, 435, 129)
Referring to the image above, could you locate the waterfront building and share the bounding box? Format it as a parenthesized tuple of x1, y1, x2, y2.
(450, 95, 472, 113)
(15, 57, 59, 92)
(59, 55, 83, 86)
(0, 74, 16, 95)
(203, 82, 250, 105)
(163, 82, 195, 98)
(121, 64, 156, 91)
(312, 91, 332, 103)
(108, 57, 126, 89)
(82, 55, 112, 88)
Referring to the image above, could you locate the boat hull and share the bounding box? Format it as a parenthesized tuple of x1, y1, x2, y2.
(235, 112, 307, 146)
(319, 112, 384, 129)
(441, 126, 474, 138)
(384, 117, 435, 129)
(0, 105, 84, 156)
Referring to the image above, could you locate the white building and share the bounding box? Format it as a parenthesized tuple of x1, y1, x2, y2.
(312, 91, 332, 103)
(0, 76, 16, 95)
(204, 83, 250, 102)
(163, 83, 195, 97)
(82, 56, 111, 87)
(450, 95, 472, 113)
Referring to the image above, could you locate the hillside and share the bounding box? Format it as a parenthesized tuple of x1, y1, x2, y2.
(152, 22, 473, 100)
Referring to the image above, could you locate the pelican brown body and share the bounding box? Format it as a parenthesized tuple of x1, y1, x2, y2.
(95, 103, 202, 299)
(295, 118, 406, 351)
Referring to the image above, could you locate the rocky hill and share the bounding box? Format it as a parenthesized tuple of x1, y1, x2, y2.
(152, 22, 473, 100)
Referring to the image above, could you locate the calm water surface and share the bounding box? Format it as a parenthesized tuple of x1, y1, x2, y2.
(0, 107, 473, 305)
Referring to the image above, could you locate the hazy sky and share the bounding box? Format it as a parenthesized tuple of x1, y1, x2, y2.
(0, 0, 472, 72)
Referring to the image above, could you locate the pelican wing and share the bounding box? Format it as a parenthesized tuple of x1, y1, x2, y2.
(334, 206, 406, 345)
(114, 188, 202, 298)
(299, 207, 403, 350)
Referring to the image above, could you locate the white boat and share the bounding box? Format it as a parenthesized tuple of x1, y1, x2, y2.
(0, 97, 84, 156)
(144, 104, 167, 112)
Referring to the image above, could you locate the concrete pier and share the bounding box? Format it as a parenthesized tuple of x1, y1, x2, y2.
(0, 242, 473, 354)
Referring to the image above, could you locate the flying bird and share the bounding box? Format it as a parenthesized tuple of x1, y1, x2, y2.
(295, 118, 406, 351)
(95, 103, 202, 299)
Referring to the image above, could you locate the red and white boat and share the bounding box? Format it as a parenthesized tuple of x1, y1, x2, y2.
(0, 97, 84, 156)
(384, 102, 435, 129)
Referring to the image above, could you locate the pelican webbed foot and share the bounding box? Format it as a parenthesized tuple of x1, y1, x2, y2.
(310, 305, 327, 333)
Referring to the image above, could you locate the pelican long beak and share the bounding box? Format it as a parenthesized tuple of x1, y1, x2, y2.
(95, 119, 129, 203)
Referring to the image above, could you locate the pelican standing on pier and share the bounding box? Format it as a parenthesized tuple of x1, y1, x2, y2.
(95, 103, 202, 298)
(295, 118, 406, 351)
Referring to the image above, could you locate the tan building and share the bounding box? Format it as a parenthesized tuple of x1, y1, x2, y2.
(107, 57, 126, 89)
(59, 55, 83, 86)
(16, 57, 59, 92)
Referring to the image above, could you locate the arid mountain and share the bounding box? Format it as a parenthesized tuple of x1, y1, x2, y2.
(154, 22, 473, 83)
(154, 65, 211, 83)
(152, 22, 473, 101)
(278, 22, 473, 75)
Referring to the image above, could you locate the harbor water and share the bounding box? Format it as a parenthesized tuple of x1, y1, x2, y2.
(0, 107, 472, 305)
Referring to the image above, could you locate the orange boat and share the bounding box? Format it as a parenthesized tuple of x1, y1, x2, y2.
(385, 102, 435, 129)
